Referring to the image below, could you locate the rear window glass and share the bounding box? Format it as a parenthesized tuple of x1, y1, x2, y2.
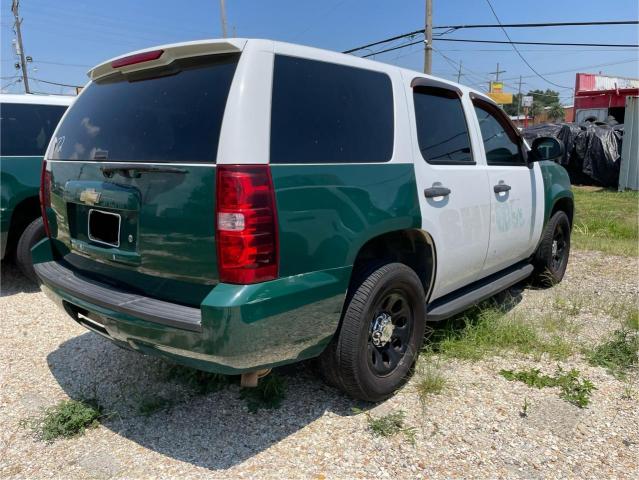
(413, 88, 473, 164)
(270, 55, 394, 164)
(50, 54, 239, 163)
(1, 103, 67, 156)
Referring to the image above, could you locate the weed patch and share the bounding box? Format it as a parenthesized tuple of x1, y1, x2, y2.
(137, 396, 176, 417)
(415, 365, 446, 401)
(425, 305, 572, 361)
(164, 365, 231, 394)
(366, 410, 415, 443)
(239, 373, 286, 412)
(21, 399, 103, 442)
(500, 367, 595, 408)
(586, 329, 638, 379)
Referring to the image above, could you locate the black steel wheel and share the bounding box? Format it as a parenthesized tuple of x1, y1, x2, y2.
(318, 263, 426, 402)
(533, 210, 571, 287)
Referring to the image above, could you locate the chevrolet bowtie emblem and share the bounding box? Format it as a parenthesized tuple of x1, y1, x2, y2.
(80, 188, 101, 205)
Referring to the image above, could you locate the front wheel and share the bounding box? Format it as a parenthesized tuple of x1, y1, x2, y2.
(319, 263, 426, 402)
(532, 210, 571, 287)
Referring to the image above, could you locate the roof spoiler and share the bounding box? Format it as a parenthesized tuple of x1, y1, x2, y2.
(88, 39, 247, 81)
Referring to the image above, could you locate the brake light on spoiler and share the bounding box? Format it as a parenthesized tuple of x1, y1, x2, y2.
(111, 49, 164, 68)
(216, 165, 279, 284)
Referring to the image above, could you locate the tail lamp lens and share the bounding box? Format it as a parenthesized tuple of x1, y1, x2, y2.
(215, 165, 278, 284)
(39, 160, 52, 237)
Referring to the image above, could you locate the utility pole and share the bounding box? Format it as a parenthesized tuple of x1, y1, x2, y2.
(219, 0, 228, 38)
(456, 60, 463, 83)
(424, 0, 432, 74)
(488, 62, 506, 90)
(11, 0, 30, 94)
(516, 75, 524, 117)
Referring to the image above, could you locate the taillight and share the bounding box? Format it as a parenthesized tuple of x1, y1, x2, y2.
(39, 160, 51, 237)
(216, 165, 279, 284)
(111, 49, 164, 68)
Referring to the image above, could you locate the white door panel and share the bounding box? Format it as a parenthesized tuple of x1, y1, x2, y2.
(418, 169, 492, 298)
(405, 74, 492, 300)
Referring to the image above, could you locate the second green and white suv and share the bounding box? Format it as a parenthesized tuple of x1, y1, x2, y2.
(33, 39, 573, 401)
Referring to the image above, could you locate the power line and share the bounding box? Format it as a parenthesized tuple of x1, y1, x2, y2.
(343, 20, 639, 54)
(30, 77, 83, 88)
(482, 0, 571, 89)
(434, 38, 639, 48)
(434, 20, 639, 30)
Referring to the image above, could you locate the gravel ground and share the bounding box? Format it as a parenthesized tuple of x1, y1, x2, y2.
(1, 250, 637, 479)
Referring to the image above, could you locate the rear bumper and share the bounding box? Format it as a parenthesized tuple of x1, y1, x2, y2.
(33, 239, 350, 374)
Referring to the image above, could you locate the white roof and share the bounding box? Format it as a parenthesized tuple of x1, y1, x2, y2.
(0, 93, 75, 106)
(88, 38, 492, 102)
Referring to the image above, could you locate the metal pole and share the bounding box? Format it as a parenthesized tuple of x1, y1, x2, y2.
(456, 60, 463, 83)
(424, 0, 432, 74)
(11, 0, 30, 94)
(517, 75, 522, 118)
(220, 0, 228, 38)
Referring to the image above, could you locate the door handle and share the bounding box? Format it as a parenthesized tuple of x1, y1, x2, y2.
(424, 186, 451, 198)
(493, 183, 512, 193)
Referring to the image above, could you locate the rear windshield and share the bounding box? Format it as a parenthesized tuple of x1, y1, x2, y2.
(50, 54, 239, 163)
(1, 102, 67, 156)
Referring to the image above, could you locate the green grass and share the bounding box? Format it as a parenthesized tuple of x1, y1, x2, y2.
(424, 304, 573, 361)
(137, 396, 176, 417)
(164, 364, 231, 394)
(415, 365, 447, 401)
(21, 399, 103, 442)
(239, 373, 287, 412)
(366, 410, 416, 443)
(586, 329, 638, 379)
(571, 186, 638, 256)
(500, 367, 596, 408)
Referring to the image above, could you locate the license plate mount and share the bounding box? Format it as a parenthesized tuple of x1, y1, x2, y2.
(88, 209, 121, 248)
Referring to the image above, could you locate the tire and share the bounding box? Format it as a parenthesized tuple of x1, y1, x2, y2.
(319, 263, 426, 402)
(16, 217, 46, 283)
(532, 211, 571, 287)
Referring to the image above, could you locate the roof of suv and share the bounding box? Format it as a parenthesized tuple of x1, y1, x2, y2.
(88, 38, 493, 103)
(0, 93, 75, 106)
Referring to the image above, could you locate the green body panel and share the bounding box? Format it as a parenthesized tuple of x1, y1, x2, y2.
(48, 162, 219, 306)
(38, 161, 421, 372)
(538, 160, 574, 226)
(33, 238, 350, 374)
(271, 163, 421, 277)
(0, 155, 42, 257)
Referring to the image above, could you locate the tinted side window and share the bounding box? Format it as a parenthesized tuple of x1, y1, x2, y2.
(0, 103, 67, 156)
(473, 103, 524, 165)
(413, 88, 473, 164)
(270, 55, 394, 164)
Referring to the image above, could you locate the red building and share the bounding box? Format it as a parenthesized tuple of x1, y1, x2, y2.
(574, 73, 639, 124)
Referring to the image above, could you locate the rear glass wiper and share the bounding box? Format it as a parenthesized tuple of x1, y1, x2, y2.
(101, 165, 188, 178)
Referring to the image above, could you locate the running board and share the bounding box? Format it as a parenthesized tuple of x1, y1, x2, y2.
(426, 263, 534, 321)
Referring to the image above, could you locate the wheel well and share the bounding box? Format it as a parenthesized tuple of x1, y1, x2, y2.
(551, 197, 574, 226)
(6, 196, 41, 253)
(351, 229, 434, 296)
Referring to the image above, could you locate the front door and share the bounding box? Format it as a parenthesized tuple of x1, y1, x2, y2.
(471, 99, 543, 276)
(407, 77, 491, 300)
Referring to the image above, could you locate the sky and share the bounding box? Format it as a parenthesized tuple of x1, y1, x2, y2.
(1, 0, 638, 104)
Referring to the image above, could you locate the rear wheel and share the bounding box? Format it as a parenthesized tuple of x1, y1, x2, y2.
(319, 263, 426, 402)
(16, 217, 46, 283)
(532, 211, 571, 287)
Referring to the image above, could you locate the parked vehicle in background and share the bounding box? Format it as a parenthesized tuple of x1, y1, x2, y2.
(1, 94, 73, 280)
(33, 39, 573, 401)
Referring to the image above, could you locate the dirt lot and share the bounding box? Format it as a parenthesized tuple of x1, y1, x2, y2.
(1, 250, 637, 479)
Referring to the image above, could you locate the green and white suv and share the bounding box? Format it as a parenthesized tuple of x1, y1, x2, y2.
(33, 39, 573, 401)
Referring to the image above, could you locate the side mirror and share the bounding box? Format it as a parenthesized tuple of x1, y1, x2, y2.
(530, 136, 564, 162)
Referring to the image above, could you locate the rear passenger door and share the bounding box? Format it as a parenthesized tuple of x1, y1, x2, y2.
(471, 98, 540, 275)
(407, 78, 491, 299)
